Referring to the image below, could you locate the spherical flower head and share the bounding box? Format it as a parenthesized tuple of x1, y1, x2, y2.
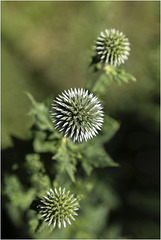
(51, 88, 104, 142)
(95, 29, 130, 66)
(38, 188, 80, 229)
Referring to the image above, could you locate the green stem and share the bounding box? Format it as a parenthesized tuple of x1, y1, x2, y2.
(87, 65, 105, 93)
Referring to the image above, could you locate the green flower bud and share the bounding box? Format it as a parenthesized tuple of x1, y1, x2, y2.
(95, 28, 130, 66)
(38, 188, 80, 229)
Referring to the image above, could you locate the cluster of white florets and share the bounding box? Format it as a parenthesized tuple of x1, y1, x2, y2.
(51, 88, 104, 142)
(95, 28, 130, 66)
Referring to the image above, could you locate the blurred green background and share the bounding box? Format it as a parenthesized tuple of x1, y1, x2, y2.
(2, 1, 160, 239)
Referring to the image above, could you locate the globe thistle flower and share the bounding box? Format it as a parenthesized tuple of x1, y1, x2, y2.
(95, 28, 130, 66)
(38, 187, 80, 229)
(51, 88, 104, 142)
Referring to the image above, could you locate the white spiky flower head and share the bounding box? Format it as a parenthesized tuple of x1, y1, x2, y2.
(51, 88, 104, 142)
(95, 28, 130, 66)
(38, 187, 80, 229)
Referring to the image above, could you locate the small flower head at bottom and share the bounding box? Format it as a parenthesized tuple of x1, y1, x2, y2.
(38, 187, 80, 229)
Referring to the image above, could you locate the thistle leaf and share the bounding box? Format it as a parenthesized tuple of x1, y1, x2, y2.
(26, 92, 53, 131)
(92, 66, 136, 95)
(52, 138, 77, 182)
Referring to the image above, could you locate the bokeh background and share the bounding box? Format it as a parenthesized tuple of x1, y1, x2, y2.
(2, 1, 160, 239)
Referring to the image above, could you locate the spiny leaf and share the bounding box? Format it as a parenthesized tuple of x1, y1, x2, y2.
(92, 65, 136, 95)
(26, 92, 53, 131)
(33, 131, 57, 153)
(52, 138, 77, 182)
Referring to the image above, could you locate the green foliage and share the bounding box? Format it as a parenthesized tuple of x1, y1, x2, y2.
(26, 93, 53, 132)
(3, 174, 36, 231)
(2, 23, 136, 237)
(2, 88, 121, 237)
(27, 93, 119, 182)
(89, 64, 136, 96)
(3, 174, 36, 210)
(2, 2, 159, 239)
